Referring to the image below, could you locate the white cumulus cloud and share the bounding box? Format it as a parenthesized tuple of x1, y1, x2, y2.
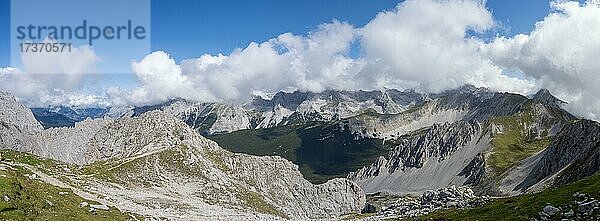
(1, 41, 107, 107)
(116, 0, 535, 106)
(358, 0, 534, 93)
(483, 0, 600, 119)
(112, 21, 361, 105)
(3, 0, 600, 122)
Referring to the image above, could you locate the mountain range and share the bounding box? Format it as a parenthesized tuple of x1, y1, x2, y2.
(3, 86, 600, 220)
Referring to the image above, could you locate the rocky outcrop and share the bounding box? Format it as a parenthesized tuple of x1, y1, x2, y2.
(84, 110, 208, 163)
(78, 110, 365, 220)
(0, 91, 43, 151)
(458, 153, 486, 185)
(34, 117, 113, 165)
(225, 153, 365, 219)
(532, 89, 567, 109)
(1, 91, 110, 163)
(513, 120, 600, 192)
(360, 185, 488, 219)
(536, 192, 599, 220)
(131, 100, 259, 135)
(349, 121, 489, 194)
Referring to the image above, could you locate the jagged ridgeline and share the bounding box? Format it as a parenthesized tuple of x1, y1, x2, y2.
(125, 89, 431, 184)
(30, 106, 107, 128)
(0, 91, 365, 220)
(126, 86, 597, 199)
(346, 87, 581, 196)
(7, 85, 600, 220)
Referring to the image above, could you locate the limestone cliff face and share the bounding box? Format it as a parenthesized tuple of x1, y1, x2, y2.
(511, 120, 600, 192)
(348, 121, 488, 194)
(0, 91, 43, 152)
(552, 120, 600, 185)
(33, 117, 113, 165)
(79, 110, 365, 220)
(347, 88, 579, 195)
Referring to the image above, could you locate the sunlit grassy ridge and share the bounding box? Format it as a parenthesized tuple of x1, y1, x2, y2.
(487, 101, 551, 175)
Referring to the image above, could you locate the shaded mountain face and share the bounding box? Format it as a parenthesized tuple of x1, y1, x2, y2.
(532, 88, 567, 108)
(503, 119, 600, 193)
(0, 91, 365, 220)
(30, 108, 76, 128)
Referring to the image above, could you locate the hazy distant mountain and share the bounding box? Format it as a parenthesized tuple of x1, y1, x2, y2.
(31, 106, 108, 128)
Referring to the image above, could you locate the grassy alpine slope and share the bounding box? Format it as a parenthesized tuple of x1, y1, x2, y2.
(0, 150, 132, 221)
(487, 101, 551, 176)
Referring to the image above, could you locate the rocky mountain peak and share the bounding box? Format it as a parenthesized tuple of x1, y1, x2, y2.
(84, 110, 212, 163)
(451, 84, 489, 95)
(251, 90, 311, 111)
(532, 88, 566, 107)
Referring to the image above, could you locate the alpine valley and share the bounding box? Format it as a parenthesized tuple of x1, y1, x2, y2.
(2, 85, 600, 220)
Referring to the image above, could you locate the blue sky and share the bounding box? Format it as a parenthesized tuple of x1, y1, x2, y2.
(0, 0, 8, 67)
(0, 0, 556, 68)
(150, 0, 555, 62)
(150, 0, 399, 61)
(3, 0, 599, 120)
